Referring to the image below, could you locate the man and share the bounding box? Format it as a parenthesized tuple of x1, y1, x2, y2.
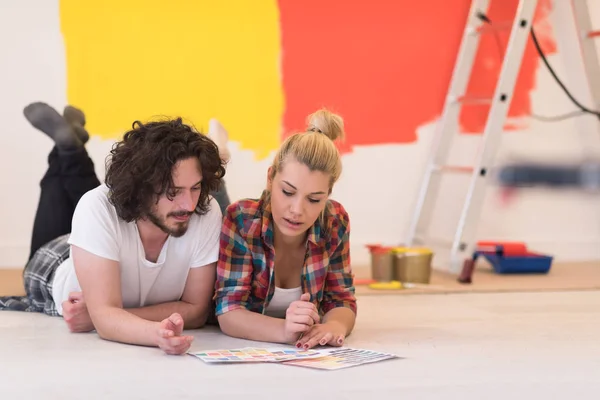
(0, 102, 227, 355)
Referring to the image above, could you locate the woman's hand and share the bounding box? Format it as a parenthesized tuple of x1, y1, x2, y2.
(283, 293, 320, 343)
(296, 320, 346, 350)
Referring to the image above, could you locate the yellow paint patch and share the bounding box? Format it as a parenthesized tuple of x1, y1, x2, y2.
(60, 0, 283, 159)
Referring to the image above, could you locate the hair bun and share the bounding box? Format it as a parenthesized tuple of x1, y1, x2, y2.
(306, 109, 345, 142)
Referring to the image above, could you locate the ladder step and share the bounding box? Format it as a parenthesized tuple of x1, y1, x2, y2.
(413, 234, 425, 245)
(413, 235, 453, 248)
(433, 165, 475, 174)
(588, 31, 600, 38)
(451, 95, 493, 104)
(469, 21, 513, 35)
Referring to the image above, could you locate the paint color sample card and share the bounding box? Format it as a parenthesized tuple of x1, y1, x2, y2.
(281, 348, 400, 370)
(188, 347, 322, 363)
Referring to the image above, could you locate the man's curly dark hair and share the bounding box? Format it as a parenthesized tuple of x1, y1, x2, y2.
(104, 118, 226, 222)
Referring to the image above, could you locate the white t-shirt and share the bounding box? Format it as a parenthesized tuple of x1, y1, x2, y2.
(51, 184, 222, 316)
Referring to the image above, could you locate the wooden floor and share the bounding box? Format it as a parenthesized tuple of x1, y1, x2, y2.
(1, 260, 599, 297)
(0, 269, 25, 296)
(355, 260, 600, 296)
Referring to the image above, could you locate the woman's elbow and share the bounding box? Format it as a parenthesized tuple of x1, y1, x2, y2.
(216, 311, 242, 337)
(216, 313, 232, 333)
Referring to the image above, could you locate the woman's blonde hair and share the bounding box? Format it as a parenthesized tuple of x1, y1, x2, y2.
(270, 108, 345, 191)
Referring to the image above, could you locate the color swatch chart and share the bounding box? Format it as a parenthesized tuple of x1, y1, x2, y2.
(188, 347, 322, 363)
(189, 347, 400, 370)
(282, 347, 399, 370)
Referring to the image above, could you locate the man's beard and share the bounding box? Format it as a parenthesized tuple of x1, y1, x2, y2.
(147, 210, 192, 238)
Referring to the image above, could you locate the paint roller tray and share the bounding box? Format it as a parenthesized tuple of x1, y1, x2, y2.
(477, 252, 553, 274)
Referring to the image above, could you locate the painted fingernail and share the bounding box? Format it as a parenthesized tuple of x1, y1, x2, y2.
(337, 338, 343, 344)
(320, 339, 327, 345)
(303, 344, 309, 349)
(296, 342, 302, 348)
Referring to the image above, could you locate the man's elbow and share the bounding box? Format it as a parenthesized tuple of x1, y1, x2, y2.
(185, 306, 209, 329)
(87, 308, 115, 341)
(95, 326, 114, 341)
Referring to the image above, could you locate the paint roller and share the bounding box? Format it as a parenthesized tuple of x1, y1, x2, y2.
(496, 162, 600, 191)
(475, 241, 528, 256)
(457, 241, 528, 284)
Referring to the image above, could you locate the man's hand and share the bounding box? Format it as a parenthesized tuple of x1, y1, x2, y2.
(283, 293, 320, 344)
(156, 313, 194, 355)
(62, 292, 95, 333)
(296, 320, 347, 350)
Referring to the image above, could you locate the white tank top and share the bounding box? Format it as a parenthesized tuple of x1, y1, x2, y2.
(264, 286, 302, 319)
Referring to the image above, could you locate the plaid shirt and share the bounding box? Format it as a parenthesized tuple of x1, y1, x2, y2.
(214, 191, 356, 317)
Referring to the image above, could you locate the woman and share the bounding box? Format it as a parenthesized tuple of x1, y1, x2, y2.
(214, 108, 357, 350)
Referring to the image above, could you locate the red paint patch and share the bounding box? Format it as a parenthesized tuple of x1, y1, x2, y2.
(278, 0, 555, 153)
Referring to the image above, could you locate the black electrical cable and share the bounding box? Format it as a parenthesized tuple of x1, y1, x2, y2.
(476, 11, 600, 121)
(529, 110, 585, 122)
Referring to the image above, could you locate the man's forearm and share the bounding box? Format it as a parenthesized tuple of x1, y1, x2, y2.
(91, 307, 161, 347)
(217, 308, 287, 343)
(322, 307, 356, 336)
(126, 301, 207, 329)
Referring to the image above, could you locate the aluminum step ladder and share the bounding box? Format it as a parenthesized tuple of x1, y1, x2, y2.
(405, 0, 600, 274)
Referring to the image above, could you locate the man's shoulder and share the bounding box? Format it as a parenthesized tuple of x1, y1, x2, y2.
(73, 184, 114, 215)
(77, 184, 112, 208)
(189, 197, 222, 227)
(72, 184, 123, 231)
(68, 184, 124, 261)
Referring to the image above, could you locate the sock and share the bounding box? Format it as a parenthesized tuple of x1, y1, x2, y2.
(63, 105, 89, 144)
(23, 102, 82, 150)
(63, 105, 86, 126)
(208, 118, 231, 163)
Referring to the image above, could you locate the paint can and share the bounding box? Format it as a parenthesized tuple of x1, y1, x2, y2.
(366, 245, 395, 282)
(392, 247, 433, 284)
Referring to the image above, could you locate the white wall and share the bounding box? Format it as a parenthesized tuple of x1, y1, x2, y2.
(1, 0, 599, 270)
